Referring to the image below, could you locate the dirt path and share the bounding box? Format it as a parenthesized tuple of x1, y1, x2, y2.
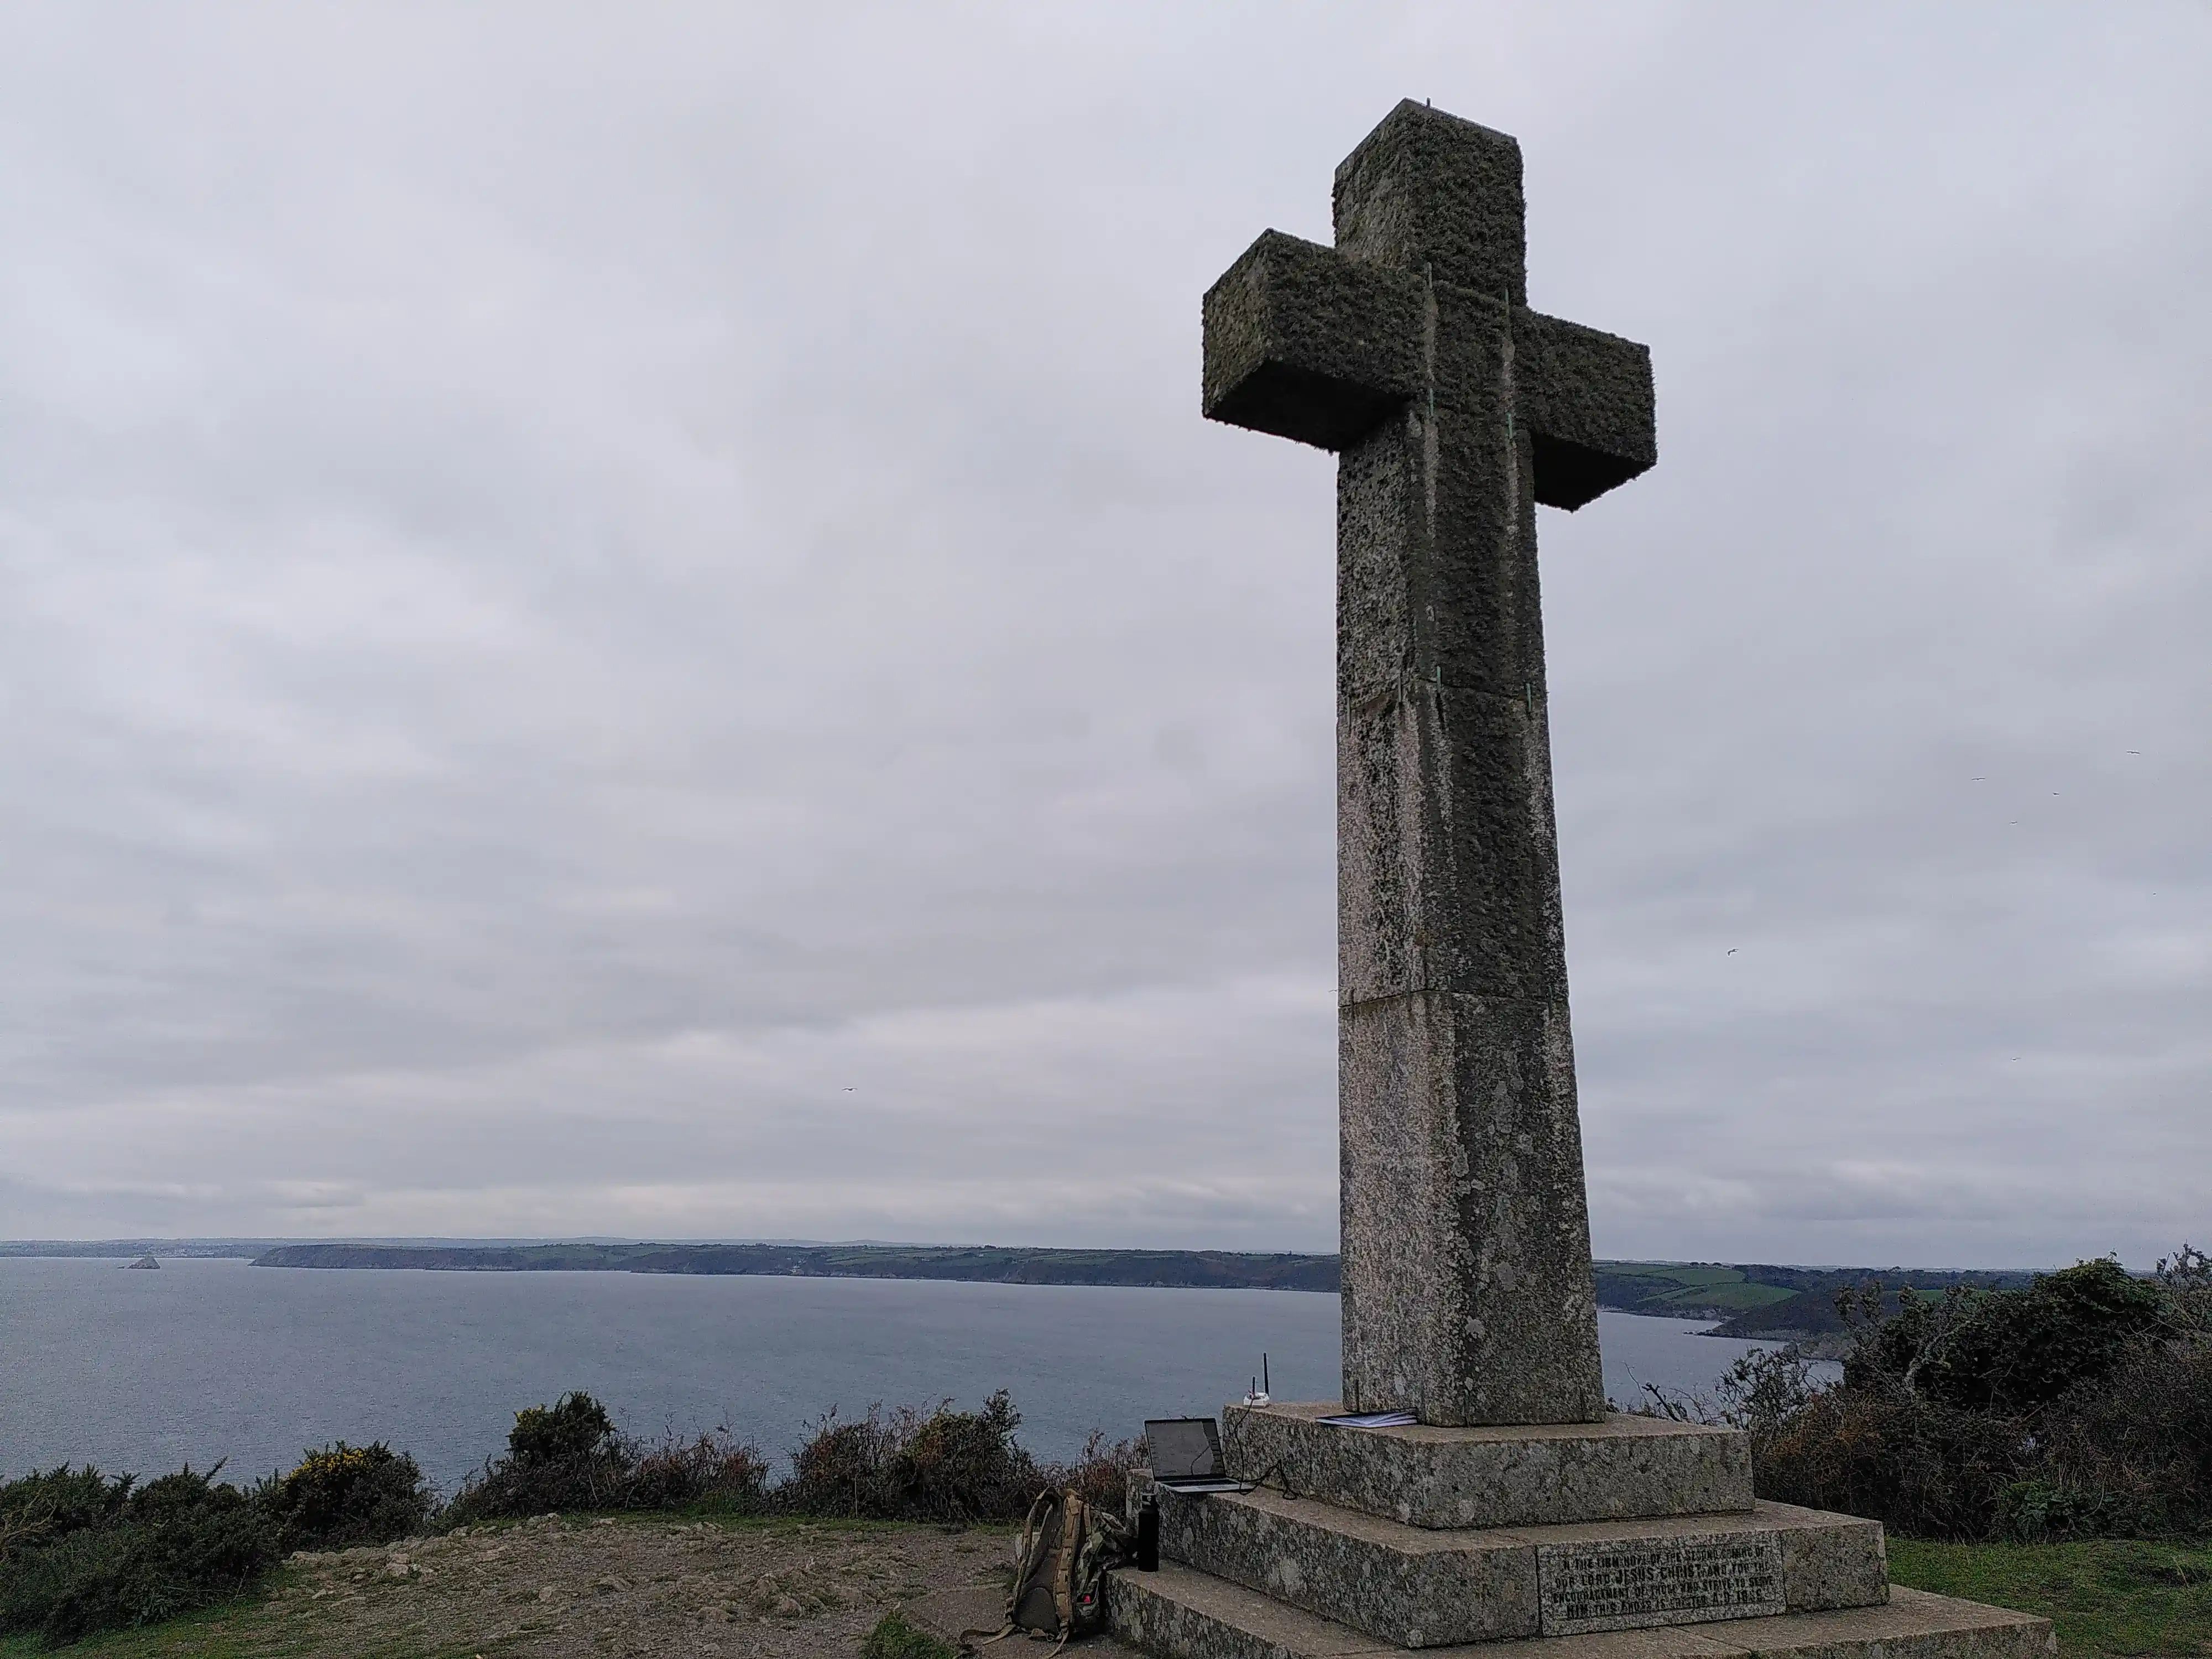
(38, 1514, 1139, 1659)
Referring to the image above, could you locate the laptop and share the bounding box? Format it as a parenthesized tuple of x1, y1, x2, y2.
(1144, 1418, 1245, 1494)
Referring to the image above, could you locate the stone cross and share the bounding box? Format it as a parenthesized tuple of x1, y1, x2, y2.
(1203, 102, 1656, 1427)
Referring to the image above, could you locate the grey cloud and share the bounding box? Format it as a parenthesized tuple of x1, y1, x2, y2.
(1, 3, 2205, 1265)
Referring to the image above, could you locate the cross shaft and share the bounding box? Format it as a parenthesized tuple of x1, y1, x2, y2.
(1202, 102, 1655, 1426)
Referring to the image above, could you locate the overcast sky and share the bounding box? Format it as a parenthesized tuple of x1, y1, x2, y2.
(2, 4, 2206, 1267)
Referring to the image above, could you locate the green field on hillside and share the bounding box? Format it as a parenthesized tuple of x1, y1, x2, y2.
(1592, 1261, 1806, 1317)
(1589, 1259, 2033, 1337)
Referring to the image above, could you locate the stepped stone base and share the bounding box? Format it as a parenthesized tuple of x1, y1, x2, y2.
(1119, 1405, 2044, 1658)
(1221, 1404, 1751, 1531)
(1146, 1482, 1885, 1649)
(1107, 1564, 2054, 1659)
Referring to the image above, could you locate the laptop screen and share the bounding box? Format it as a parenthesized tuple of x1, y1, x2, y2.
(1144, 1418, 1222, 1481)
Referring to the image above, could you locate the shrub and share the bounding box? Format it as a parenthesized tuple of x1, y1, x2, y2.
(447, 1387, 1130, 1525)
(0, 1467, 131, 1554)
(884, 1391, 1037, 1522)
(1747, 1250, 2212, 1541)
(1714, 1348, 1821, 1432)
(782, 1391, 1042, 1523)
(1045, 1430, 1142, 1517)
(782, 1409, 896, 1519)
(444, 1391, 629, 1523)
(444, 1448, 622, 1525)
(1844, 1259, 2167, 1415)
(860, 1609, 959, 1659)
(620, 1434, 772, 1514)
(2031, 1327, 2212, 1536)
(257, 1443, 432, 1554)
(1995, 1478, 2162, 1543)
(2156, 1245, 2212, 1334)
(509, 1393, 615, 1467)
(1752, 1387, 2030, 1539)
(444, 1391, 773, 1524)
(0, 1466, 278, 1648)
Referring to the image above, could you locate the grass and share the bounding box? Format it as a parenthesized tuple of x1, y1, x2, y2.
(1890, 1536, 2212, 1656)
(0, 1511, 1004, 1658)
(860, 1609, 959, 1659)
(0, 1568, 300, 1659)
(0, 1565, 483, 1659)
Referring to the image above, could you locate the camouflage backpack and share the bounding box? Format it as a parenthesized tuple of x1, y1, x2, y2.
(964, 1488, 1131, 1650)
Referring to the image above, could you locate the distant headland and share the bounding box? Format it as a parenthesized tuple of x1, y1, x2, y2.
(244, 1243, 2036, 1338)
(251, 1240, 1342, 1292)
(4, 1239, 2043, 1339)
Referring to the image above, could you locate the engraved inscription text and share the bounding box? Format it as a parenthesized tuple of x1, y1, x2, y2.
(1537, 1531, 1786, 1636)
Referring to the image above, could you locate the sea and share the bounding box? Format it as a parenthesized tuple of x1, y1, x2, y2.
(0, 1256, 1799, 1492)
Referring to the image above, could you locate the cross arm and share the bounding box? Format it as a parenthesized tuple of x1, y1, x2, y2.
(1202, 230, 1425, 452)
(1512, 309, 1656, 510)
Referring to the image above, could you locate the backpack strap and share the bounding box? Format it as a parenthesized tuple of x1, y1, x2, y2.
(972, 1488, 1067, 1650)
(1010, 1489, 1055, 1610)
(1050, 1492, 1086, 1636)
(961, 1489, 1061, 1653)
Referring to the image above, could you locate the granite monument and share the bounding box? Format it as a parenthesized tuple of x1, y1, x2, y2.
(1102, 99, 2055, 1659)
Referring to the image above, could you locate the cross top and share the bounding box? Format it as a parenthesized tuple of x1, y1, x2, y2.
(1205, 99, 1652, 513)
(1334, 100, 1528, 303)
(1201, 102, 1656, 1427)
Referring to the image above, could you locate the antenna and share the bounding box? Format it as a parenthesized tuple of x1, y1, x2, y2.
(1244, 1353, 1273, 1408)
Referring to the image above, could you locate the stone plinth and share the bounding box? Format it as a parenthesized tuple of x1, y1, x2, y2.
(1222, 1404, 1751, 1531)
(1107, 1567, 2054, 1659)
(1145, 1484, 1887, 1650)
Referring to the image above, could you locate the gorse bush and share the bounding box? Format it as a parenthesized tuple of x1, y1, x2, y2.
(0, 1467, 131, 1548)
(0, 1465, 278, 1650)
(784, 1391, 1037, 1522)
(1745, 1251, 2212, 1542)
(257, 1443, 432, 1554)
(444, 1391, 772, 1525)
(509, 1393, 616, 1467)
(447, 1387, 1134, 1528)
(444, 1392, 632, 1524)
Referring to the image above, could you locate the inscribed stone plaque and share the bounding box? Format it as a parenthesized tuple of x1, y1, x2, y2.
(1536, 1530, 1785, 1636)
